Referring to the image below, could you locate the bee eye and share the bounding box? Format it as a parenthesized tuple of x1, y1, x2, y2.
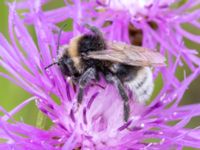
(74, 72, 80, 77)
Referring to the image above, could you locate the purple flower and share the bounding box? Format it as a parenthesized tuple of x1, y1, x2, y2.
(0, 0, 200, 149)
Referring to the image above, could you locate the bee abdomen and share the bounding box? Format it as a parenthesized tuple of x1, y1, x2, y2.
(125, 67, 154, 104)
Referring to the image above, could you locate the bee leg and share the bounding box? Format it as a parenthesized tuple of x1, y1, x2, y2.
(105, 73, 130, 122)
(77, 67, 96, 105)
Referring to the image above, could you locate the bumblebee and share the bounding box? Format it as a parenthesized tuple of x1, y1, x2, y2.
(46, 25, 165, 121)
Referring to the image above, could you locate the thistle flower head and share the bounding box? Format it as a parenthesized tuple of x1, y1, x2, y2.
(0, 0, 200, 149)
(97, 0, 176, 16)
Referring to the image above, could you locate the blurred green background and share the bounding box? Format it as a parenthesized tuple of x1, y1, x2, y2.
(0, 0, 200, 147)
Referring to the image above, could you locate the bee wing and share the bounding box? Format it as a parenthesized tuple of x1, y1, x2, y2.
(87, 41, 166, 67)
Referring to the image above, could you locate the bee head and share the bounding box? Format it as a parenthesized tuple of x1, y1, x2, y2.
(44, 58, 72, 77)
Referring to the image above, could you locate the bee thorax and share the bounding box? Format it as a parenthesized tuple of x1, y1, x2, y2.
(124, 67, 154, 104)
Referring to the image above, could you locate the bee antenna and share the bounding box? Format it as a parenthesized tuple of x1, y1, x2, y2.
(56, 23, 69, 55)
(44, 62, 58, 70)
